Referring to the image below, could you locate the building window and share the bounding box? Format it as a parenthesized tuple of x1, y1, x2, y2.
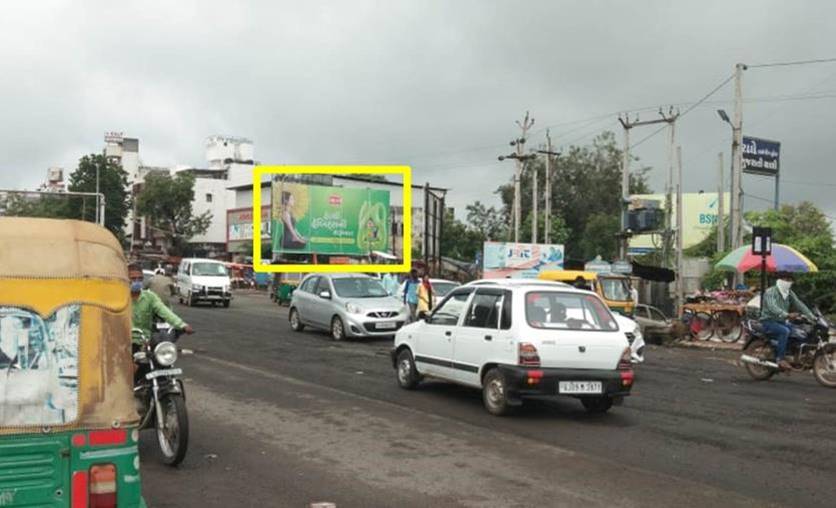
(206, 193, 213, 203)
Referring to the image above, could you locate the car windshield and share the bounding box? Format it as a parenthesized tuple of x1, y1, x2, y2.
(525, 291, 618, 331)
(192, 262, 229, 276)
(332, 277, 389, 298)
(433, 282, 459, 297)
(599, 277, 630, 301)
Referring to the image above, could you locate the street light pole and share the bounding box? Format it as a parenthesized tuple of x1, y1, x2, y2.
(536, 132, 560, 245)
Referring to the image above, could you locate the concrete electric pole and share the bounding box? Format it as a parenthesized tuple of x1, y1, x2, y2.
(717, 152, 725, 253)
(532, 164, 538, 243)
(536, 130, 560, 245)
(676, 145, 685, 314)
(498, 111, 535, 244)
(617, 108, 679, 261)
(731, 63, 746, 251)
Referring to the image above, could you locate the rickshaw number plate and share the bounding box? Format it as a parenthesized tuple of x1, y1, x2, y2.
(146, 368, 183, 379)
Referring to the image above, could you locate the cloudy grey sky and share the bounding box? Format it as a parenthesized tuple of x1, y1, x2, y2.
(2, 0, 835, 220)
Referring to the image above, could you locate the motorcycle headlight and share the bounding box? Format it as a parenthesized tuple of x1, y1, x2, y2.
(345, 302, 363, 314)
(154, 341, 178, 367)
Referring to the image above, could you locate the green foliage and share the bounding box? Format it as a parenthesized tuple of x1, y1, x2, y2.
(440, 209, 485, 262)
(496, 131, 652, 261)
(465, 201, 507, 241)
(67, 154, 131, 239)
(1, 193, 72, 219)
(136, 172, 212, 255)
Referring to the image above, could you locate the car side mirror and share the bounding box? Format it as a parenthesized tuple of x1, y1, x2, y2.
(418, 310, 429, 321)
(319, 290, 331, 299)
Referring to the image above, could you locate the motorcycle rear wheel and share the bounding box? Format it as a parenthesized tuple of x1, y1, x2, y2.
(157, 394, 189, 466)
(813, 349, 836, 388)
(743, 339, 777, 381)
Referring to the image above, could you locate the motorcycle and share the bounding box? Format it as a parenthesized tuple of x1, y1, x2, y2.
(739, 308, 836, 387)
(132, 323, 190, 466)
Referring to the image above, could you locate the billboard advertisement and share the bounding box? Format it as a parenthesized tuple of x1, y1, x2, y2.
(483, 242, 565, 279)
(742, 136, 780, 176)
(227, 206, 271, 252)
(271, 181, 390, 255)
(628, 192, 730, 254)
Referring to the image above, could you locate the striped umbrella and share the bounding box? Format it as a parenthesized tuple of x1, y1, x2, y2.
(715, 243, 818, 273)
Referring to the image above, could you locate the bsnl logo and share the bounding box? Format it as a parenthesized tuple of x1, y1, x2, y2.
(699, 213, 719, 225)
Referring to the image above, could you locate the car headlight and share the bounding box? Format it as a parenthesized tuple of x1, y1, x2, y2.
(154, 341, 178, 367)
(192, 284, 204, 291)
(345, 302, 364, 314)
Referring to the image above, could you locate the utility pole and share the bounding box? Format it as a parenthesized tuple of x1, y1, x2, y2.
(532, 164, 538, 243)
(717, 152, 725, 252)
(618, 108, 679, 261)
(498, 111, 535, 244)
(675, 146, 684, 314)
(536, 130, 560, 245)
(731, 63, 746, 251)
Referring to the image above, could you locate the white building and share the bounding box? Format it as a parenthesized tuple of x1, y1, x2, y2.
(38, 167, 65, 192)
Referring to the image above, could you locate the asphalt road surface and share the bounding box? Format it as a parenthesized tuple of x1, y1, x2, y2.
(140, 292, 836, 507)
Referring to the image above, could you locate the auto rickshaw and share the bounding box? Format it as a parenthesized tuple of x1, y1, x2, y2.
(0, 218, 145, 507)
(537, 270, 635, 316)
(272, 272, 304, 306)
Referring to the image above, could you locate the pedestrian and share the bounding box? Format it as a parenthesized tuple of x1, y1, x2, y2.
(417, 274, 434, 316)
(629, 283, 639, 306)
(573, 276, 590, 291)
(403, 269, 420, 321)
(148, 266, 176, 308)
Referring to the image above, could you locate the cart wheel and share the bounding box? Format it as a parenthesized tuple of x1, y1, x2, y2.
(714, 310, 743, 343)
(690, 312, 714, 341)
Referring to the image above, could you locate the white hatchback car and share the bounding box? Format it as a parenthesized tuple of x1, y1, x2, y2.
(391, 280, 634, 415)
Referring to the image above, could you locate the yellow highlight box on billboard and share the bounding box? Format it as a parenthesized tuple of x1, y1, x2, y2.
(252, 165, 411, 273)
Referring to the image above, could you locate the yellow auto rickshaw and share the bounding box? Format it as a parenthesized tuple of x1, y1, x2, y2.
(0, 218, 145, 507)
(538, 270, 635, 316)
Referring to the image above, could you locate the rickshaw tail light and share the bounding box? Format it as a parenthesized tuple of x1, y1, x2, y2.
(71, 471, 88, 507)
(88, 429, 127, 446)
(89, 464, 117, 508)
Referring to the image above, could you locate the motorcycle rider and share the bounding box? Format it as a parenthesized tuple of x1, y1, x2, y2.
(760, 272, 815, 371)
(129, 263, 193, 342)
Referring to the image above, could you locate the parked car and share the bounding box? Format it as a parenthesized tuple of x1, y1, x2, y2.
(176, 258, 232, 307)
(391, 279, 634, 415)
(633, 304, 674, 343)
(289, 273, 409, 340)
(613, 313, 646, 363)
(398, 278, 461, 308)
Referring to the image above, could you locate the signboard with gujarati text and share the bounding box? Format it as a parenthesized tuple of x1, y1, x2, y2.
(742, 136, 780, 176)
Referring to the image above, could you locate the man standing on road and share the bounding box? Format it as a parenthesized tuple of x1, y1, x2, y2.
(403, 269, 420, 321)
(149, 267, 176, 308)
(129, 263, 193, 343)
(760, 272, 815, 371)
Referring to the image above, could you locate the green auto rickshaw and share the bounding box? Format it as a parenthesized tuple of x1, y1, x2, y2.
(0, 217, 145, 507)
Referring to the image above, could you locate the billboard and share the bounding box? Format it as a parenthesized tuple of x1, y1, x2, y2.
(742, 136, 780, 176)
(271, 181, 390, 255)
(483, 242, 565, 279)
(628, 192, 730, 254)
(227, 206, 271, 252)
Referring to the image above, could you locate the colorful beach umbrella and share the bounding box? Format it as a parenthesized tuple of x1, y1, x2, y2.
(715, 243, 818, 273)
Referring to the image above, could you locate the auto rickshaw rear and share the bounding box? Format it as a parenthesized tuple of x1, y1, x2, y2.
(0, 218, 145, 507)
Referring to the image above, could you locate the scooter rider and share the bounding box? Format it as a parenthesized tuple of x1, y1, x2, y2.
(129, 263, 193, 342)
(760, 272, 815, 371)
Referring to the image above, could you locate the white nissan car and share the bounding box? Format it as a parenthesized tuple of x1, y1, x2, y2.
(391, 280, 634, 415)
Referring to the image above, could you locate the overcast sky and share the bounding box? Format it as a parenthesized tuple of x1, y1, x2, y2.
(2, 0, 835, 221)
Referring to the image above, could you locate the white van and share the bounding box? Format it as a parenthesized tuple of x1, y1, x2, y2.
(176, 258, 232, 307)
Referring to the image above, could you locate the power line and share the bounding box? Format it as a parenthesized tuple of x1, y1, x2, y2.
(749, 57, 836, 69)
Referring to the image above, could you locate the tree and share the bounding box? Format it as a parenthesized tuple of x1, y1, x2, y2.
(440, 209, 484, 262)
(136, 172, 212, 256)
(0, 192, 71, 219)
(497, 131, 652, 261)
(67, 154, 131, 239)
(465, 201, 508, 241)
(577, 212, 620, 261)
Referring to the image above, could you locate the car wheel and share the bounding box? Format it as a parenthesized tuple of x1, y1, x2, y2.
(581, 396, 613, 414)
(289, 308, 305, 332)
(396, 349, 420, 389)
(331, 316, 346, 341)
(482, 368, 514, 416)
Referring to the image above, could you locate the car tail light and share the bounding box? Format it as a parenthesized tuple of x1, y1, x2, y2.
(89, 464, 117, 508)
(617, 347, 632, 370)
(518, 342, 540, 367)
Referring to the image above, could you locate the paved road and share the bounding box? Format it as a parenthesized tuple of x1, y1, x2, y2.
(141, 293, 836, 507)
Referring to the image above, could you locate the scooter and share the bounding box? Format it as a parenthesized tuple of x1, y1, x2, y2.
(739, 308, 836, 387)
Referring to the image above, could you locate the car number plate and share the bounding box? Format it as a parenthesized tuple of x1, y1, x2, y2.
(376, 321, 397, 330)
(145, 368, 183, 380)
(559, 381, 602, 394)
